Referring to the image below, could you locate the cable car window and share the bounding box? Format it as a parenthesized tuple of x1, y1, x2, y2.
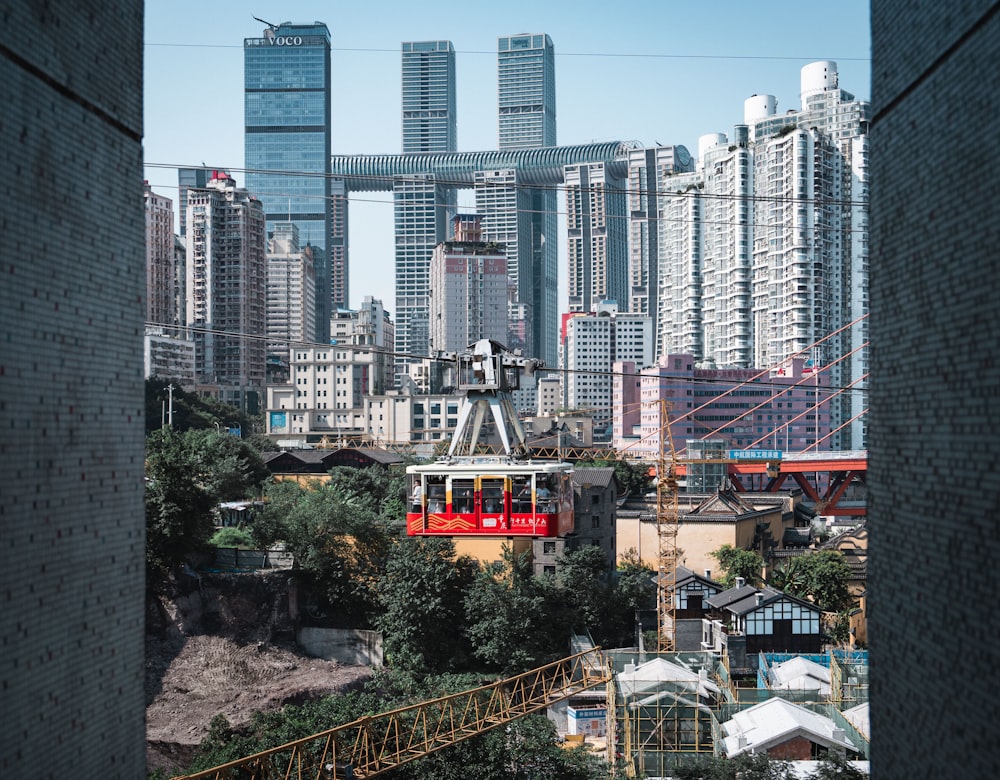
(481, 480, 504, 514)
(513, 477, 531, 513)
(427, 479, 446, 513)
(453, 480, 474, 514)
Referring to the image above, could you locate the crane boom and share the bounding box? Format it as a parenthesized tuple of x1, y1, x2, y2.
(172, 648, 609, 780)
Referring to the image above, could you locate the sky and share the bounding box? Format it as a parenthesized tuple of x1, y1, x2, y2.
(143, 0, 871, 315)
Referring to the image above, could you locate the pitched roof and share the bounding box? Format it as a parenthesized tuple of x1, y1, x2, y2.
(769, 656, 832, 696)
(571, 467, 618, 490)
(707, 585, 820, 617)
(670, 565, 724, 592)
(842, 702, 870, 741)
(720, 697, 857, 757)
(617, 657, 721, 701)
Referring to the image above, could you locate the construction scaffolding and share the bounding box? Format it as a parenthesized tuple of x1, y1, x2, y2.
(607, 651, 732, 777)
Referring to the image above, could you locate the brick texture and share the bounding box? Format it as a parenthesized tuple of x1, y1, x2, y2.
(869, 1, 1000, 776)
(0, 2, 146, 778)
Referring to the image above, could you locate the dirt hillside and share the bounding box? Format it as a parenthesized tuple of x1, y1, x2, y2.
(146, 571, 371, 776)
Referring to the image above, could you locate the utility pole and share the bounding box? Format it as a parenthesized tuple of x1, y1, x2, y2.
(167, 383, 174, 428)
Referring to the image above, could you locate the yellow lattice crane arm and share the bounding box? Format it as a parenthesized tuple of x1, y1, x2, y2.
(172, 648, 610, 780)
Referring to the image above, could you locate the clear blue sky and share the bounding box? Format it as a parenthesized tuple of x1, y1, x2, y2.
(143, 0, 871, 314)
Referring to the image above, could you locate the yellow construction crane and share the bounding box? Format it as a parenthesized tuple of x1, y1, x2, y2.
(172, 648, 610, 780)
(656, 399, 680, 652)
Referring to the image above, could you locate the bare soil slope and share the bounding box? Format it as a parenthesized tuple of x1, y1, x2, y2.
(145, 572, 371, 776)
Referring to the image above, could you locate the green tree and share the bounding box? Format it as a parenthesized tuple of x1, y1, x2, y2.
(183, 428, 270, 501)
(812, 752, 868, 779)
(464, 546, 563, 675)
(605, 550, 657, 646)
(278, 480, 394, 623)
(145, 378, 259, 436)
(673, 752, 794, 780)
(209, 526, 255, 548)
(555, 546, 613, 640)
(375, 537, 477, 675)
(710, 544, 765, 587)
(575, 457, 651, 499)
(770, 550, 854, 613)
(145, 427, 216, 575)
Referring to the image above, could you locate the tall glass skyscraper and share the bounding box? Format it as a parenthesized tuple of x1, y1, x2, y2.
(493, 33, 558, 363)
(392, 41, 457, 380)
(401, 41, 456, 153)
(497, 33, 556, 150)
(245, 22, 342, 342)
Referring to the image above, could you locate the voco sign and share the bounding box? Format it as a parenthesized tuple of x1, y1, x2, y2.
(267, 35, 303, 46)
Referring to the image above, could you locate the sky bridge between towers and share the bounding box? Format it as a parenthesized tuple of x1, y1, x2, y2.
(330, 140, 635, 190)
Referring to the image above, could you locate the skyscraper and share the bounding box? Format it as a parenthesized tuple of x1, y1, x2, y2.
(245, 22, 343, 341)
(186, 172, 267, 411)
(393, 174, 452, 374)
(700, 131, 753, 369)
(401, 41, 456, 153)
(266, 223, 316, 371)
(145, 181, 178, 327)
(497, 33, 556, 150)
(494, 33, 558, 364)
(565, 162, 628, 314)
(627, 145, 694, 348)
(746, 62, 869, 448)
(391, 41, 459, 379)
(429, 215, 508, 353)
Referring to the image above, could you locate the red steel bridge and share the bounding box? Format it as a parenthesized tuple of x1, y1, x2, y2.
(673, 449, 868, 517)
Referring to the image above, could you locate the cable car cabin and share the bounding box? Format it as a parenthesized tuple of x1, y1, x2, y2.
(406, 459, 574, 537)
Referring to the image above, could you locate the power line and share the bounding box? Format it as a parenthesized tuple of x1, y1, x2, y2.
(145, 41, 870, 63)
(146, 318, 869, 395)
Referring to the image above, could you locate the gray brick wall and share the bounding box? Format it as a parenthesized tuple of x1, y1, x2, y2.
(0, 2, 146, 777)
(869, 2, 1000, 776)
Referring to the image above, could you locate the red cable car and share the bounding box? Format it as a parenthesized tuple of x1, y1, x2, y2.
(405, 340, 574, 538)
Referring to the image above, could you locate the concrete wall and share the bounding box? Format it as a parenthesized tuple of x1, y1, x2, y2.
(869, 1, 1000, 776)
(0, 3, 146, 777)
(298, 627, 384, 667)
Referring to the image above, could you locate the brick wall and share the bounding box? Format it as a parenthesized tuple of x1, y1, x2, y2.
(0, 2, 146, 777)
(869, 1, 1000, 776)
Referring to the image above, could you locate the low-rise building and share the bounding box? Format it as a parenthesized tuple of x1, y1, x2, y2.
(703, 580, 823, 673)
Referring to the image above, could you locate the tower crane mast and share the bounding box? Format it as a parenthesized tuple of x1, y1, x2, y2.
(656, 399, 680, 652)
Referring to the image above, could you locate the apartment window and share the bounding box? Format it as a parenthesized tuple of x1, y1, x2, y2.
(543, 541, 556, 555)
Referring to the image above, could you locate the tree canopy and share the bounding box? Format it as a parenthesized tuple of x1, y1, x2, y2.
(710, 544, 765, 587)
(769, 550, 855, 613)
(375, 537, 477, 675)
(144, 427, 271, 577)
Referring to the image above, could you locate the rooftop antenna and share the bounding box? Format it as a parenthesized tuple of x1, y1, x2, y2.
(253, 16, 278, 41)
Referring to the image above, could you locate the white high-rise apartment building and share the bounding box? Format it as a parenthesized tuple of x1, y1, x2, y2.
(627, 145, 695, 349)
(700, 131, 754, 368)
(657, 170, 704, 359)
(562, 303, 653, 434)
(331, 296, 394, 349)
(266, 223, 316, 367)
(566, 162, 629, 314)
(746, 61, 869, 448)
